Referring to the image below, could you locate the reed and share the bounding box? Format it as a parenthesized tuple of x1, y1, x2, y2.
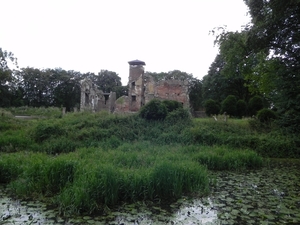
(0, 108, 297, 215)
(193, 146, 264, 171)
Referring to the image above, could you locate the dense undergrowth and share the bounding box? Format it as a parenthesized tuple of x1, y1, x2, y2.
(0, 107, 299, 214)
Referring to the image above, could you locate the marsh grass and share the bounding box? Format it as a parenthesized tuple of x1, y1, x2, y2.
(9, 153, 77, 197)
(0, 108, 298, 215)
(56, 145, 209, 214)
(193, 146, 264, 170)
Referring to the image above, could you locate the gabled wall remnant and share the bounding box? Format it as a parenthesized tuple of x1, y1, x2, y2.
(80, 60, 189, 113)
(80, 78, 116, 113)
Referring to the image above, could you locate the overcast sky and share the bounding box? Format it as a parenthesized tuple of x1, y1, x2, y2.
(1, 0, 250, 84)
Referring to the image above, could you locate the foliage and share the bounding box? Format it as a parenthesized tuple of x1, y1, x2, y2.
(202, 53, 251, 107)
(236, 99, 247, 118)
(95, 70, 127, 98)
(162, 100, 183, 112)
(95, 70, 121, 93)
(0, 109, 299, 215)
(221, 95, 237, 116)
(0, 48, 18, 107)
(204, 99, 220, 116)
(257, 108, 278, 124)
(212, 0, 300, 133)
(165, 108, 191, 124)
(139, 99, 168, 120)
(248, 95, 264, 116)
(189, 78, 203, 111)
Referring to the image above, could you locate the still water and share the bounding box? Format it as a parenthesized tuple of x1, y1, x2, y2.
(1, 159, 299, 225)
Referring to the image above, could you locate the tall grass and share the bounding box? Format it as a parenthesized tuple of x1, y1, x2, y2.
(192, 146, 264, 170)
(7, 143, 262, 215)
(0, 107, 298, 215)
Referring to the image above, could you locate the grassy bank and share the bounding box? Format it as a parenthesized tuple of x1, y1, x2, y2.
(0, 107, 298, 214)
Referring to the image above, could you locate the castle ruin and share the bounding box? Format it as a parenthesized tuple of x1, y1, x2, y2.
(80, 60, 190, 113)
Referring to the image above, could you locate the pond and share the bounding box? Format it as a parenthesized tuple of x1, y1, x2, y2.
(1, 159, 300, 225)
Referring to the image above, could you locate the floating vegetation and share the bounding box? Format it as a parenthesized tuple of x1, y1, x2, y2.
(1, 159, 299, 224)
(210, 159, 300, 224)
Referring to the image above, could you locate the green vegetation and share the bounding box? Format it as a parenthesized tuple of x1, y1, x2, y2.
(204, 99, 220, 116)
(0, 105, 299, 215)
(257, 108, 278, 124)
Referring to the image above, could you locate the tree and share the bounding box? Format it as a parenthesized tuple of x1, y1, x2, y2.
(236, 99, 247, 118)
(0, 48, 18, 107)
(244, 0, 300, 132)
(52, 69, 82, 111)
(189, 78, 203, 111)
(248, 96, 264, 116)
(221, 95, 237, 117)
(96, 70, 122, 93)
(202, 54, 250, 106)
(257, 108, 278, 124)
(204, 99, 220, 116)
(18, 67, 52, 107)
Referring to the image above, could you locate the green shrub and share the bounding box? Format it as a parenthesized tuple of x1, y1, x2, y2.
(221, 95, 237, 116)
(257, 108, 277, 123)
(204, 99, 220, 116)
(236, 99, 247, 118)
(165, 108, 191, 123)
(162, 100, 183, 112)
(139, 99, 168, 120)
(248, 96, 264, 116)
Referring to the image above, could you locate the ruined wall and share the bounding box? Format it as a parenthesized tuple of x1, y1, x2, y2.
(115, 74, 190, 113)
(154, 79, 190, 107)
(80, 78, 116, 113)
(80, 61, 190, 114)
(128, 65, 145, 112)
(114, 96, 130, 113)
(143, 75, 190, 108)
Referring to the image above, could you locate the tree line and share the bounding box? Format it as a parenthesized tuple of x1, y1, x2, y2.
(199, 0, 300, 133)
(0, 52, 127, 111)
(0, 51, 204, 113)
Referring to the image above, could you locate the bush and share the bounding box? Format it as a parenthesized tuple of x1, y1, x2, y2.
(204, 99, 220, 116)
(257, 108, 277, 123)
(248, 96, 264, 116)
(221, 95, 237, 116)
(236, 99, 247, 118)
(139, 99, 168, 120)
(162, 100, 183, 112)
(165, 108, 191, 123)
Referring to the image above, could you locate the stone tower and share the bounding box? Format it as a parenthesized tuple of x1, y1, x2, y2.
(128, 59, 146, 111)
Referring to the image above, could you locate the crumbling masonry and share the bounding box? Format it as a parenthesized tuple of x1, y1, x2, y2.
(80, 60, 189, 113)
